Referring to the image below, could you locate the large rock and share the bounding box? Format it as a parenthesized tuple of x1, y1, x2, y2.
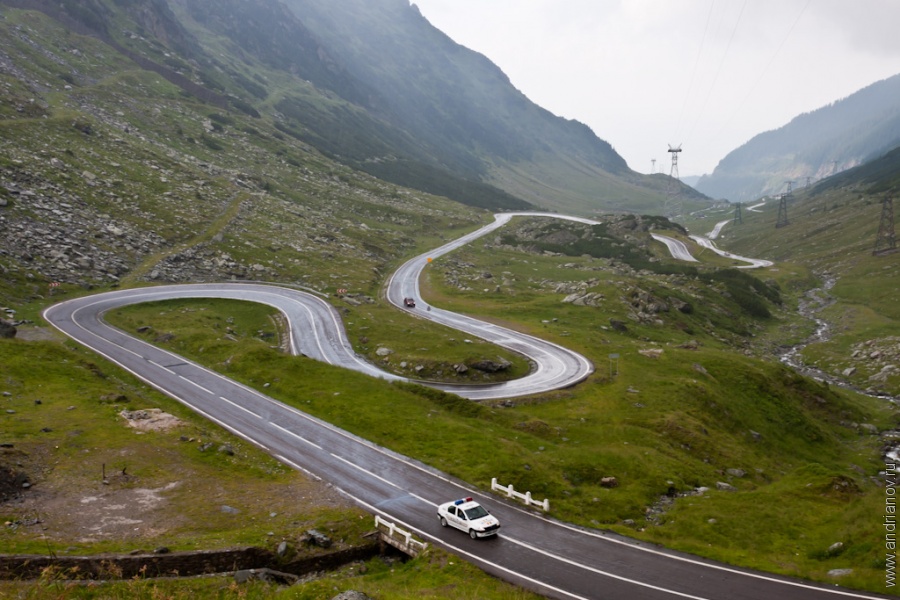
(469, 358, 511, 373)
(234, 568, 298, 585)
(0, 320, 16, 339)
(609, 319, 628, 332)
(331, 592, 373, 600)
(303, 529, 332, 548)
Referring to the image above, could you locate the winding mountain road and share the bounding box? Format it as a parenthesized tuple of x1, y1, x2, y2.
(690, 218, 774, 269)
(650, 233, 699, 263)
(42, 213, 883, 599)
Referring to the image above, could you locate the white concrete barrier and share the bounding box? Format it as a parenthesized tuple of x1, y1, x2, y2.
(374, 515, 428, 556)
(491, 477, 550, 511)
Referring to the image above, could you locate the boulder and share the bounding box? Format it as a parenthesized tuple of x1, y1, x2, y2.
(0, 320, 16, 339)
(303, 529, 332, 548)
(609, 319, 628, 332)
(469, 358, 511, 373)
(331, 592, 373, 600)
(234, 568, 299, 585)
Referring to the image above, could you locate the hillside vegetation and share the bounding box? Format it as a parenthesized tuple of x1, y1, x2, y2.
(687, 145, 900, 398)
(4, 0, 710, 216)
(0, 3, 898, 599)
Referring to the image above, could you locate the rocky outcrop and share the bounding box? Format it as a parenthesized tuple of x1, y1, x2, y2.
(0, 173, 164, 285)
(469, 358, 512, 373)
(0, 319, 15, 338)
(848, 338, 899, 387)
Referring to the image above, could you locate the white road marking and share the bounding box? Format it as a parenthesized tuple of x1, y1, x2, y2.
(218, 396, 261, 418)
(177, 375, 214, 395)
(346, 492, 592, 600)
(275, 454, 322, 481)
(271, 423, 322, 449)
(331, 453, 400, 489)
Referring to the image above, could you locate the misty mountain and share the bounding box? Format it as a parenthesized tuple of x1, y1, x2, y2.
(695, 73, 900, 202)
(679, 175, 702, 188)
(282, 0, 626, 171)
(6, 0, 706, 216)
(807, 143, 900, 198)
(279, 0, 706, 215)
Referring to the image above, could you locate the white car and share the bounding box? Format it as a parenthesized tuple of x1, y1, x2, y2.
(437, 497, 500, 539)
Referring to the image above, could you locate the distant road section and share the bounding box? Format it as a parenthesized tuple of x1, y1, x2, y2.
(690, 233, 775, 268)
(650, 233, 699, 262)
(651, 226, 773, 269)
(693, 218, 774, 268)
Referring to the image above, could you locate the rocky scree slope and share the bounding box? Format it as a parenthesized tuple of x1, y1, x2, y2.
(0, 5, 483, 297)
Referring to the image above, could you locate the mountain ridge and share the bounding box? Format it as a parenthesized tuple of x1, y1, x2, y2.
(696, 73, 900, 202)
(11, 0, 708, 216)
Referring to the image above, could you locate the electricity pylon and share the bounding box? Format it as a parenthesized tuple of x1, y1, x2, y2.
(775, 194, 790, 228)
(665, 144, 682, 219)
(775, 182, 793, 229)
(873, 195, 897, 256)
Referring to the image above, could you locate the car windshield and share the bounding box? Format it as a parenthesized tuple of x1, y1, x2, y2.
(464, 505, 489, 520)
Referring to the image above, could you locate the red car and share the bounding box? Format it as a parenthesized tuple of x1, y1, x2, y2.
(403, 297, 416, 308)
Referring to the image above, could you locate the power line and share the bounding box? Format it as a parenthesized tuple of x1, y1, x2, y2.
(683, 0, 748, 145)
(719, 0, 812, 135)
(674, 0, 716, 141)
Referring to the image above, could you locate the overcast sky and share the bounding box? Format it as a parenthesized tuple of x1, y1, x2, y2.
(411, 0, 900, 176)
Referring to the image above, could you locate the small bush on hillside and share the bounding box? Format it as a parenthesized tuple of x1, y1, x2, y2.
(230, 97, 261, 118)
(200, 134, 223, 151)
(704, 269, 782, 305)
(697, 269, 781, 319)
(208, 113, 235, 126)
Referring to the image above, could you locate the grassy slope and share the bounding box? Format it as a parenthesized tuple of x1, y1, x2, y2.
(490, 152, 663, 216)
(0, 321, 538, 600)
(683, 186, 900, 396)
(0, 6, 897, 598)
(416, 225, 896, 591)
(0, 335, 370, 556)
